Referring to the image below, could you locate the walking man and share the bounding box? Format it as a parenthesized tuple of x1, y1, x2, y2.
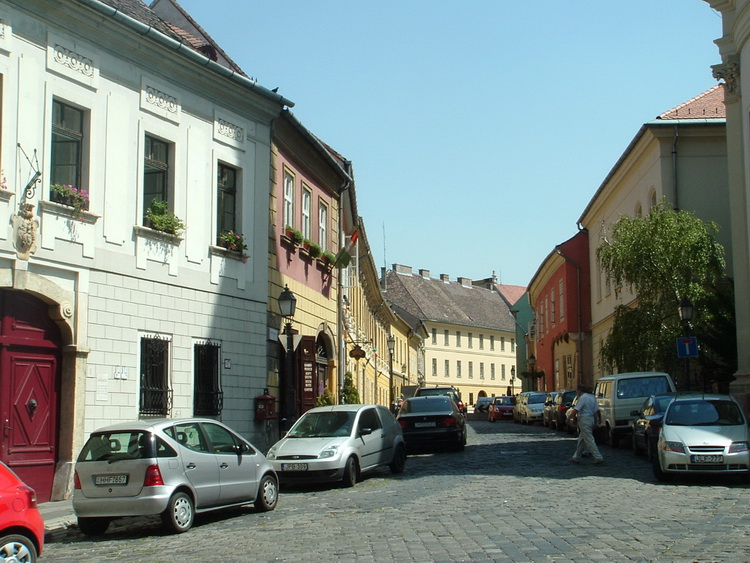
(568, 384, 604, 464)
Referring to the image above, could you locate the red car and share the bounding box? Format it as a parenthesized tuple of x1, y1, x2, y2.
(0, 462, 44, 562)
(488, 396, 516, 422)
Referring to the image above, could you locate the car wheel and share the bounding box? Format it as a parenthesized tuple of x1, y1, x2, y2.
(0, 533, 38, 563)
(162, 491, 194, 533)
(646, 437, 655, 462)
(341, 456, 358, 487)
(390, 444, 407, 474)
(632, 433, 640, 454)
(652, 454, 671, 482)
(608, 427, 618, 448)
(255, 473, 278, 512)
(77, 517, 110, 536)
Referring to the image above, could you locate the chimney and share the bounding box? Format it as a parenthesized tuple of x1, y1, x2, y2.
(394, 264, 412, 275)
(458, 277, 472, 287)
(419, 269, 430, 279)
(440, 274, 450, 282)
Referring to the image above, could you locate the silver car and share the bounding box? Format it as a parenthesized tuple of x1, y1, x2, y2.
(653, 394, 750, 482)
(73, 418, 278, 535)
(267, 404, 406, 487)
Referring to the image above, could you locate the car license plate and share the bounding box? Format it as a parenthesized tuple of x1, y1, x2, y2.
(94, 474, 128, 486)
(281, 463, 308, 471)
(414, 422, 436, 428)
(691, 455, 723, 463)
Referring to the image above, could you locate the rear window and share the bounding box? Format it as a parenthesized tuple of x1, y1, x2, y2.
(77, 431, 175, 462)
(616, 377, 671, 399)
(403, 397, 451, 413)
(528, 393, 546, 404)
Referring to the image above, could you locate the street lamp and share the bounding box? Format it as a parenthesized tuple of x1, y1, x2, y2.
(528, 355, 536, 392)
(387, 333, 396, 412)
(278, 285, 297, 435)
(679, 297, 693, 391)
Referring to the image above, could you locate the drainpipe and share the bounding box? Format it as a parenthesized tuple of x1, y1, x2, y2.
(672, 125, 679, 210)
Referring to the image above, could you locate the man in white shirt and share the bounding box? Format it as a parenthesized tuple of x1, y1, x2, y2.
(568, 384, 604, 464)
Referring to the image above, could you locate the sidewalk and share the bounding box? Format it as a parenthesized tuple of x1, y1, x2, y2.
(39, 498, 77, 540)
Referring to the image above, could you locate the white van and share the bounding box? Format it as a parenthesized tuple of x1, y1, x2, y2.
(594, 372, 676, 447)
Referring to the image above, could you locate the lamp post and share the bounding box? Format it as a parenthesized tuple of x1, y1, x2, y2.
(528, 355, 536, 392)
(679, 297, 693, 391)
(387, 333, 396, 412)
(510, 366, 516, 396)
(278, 285, 297, 435)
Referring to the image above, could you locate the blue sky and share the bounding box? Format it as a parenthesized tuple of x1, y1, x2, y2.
(179, 0, 722, 287)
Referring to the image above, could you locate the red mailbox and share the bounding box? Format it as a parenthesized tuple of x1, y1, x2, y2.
(255, 393, 277, 421)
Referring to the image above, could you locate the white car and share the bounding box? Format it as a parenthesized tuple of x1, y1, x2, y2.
(267, 404, 406, 487)
(653, 394, 750, 482)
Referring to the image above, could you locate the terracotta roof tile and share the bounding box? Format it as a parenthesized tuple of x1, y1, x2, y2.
(658, 85, 725, 120)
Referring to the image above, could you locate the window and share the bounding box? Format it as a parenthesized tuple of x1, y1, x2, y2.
(501, 337, 506, 352)
(318, 202, 328, 251)
(167, 422, 208, 452)
(283, 170, 295, 228)
(444, 359, 450, 377)
(479, 334, 484, 350)
(194, 341, 223, 416)
(51, 100, 87, 204)
(432, 358, 437, 377)
(431, 329, 437, 345)
(490, 335, 495, 351)
(217, 163, 238, 240)
(456, 331, 461, 347)
(551, 292, 556, 326)
(140, 335, 172, 416)
(468, 361, 474, 379)
(468, 333, 473, 348)
(491, 364, 496, 380)
(457, 360, 462, 378)
(203, 422, 244, 454)
(559, 279, 565, 320)
(301, 187, 311, 239)
(480, 363, 485, 379)
(511, 338, 515, 352)
(502, 364, 506, 381)
(444, 330, 449, 346)
(143, 135, 170, 220)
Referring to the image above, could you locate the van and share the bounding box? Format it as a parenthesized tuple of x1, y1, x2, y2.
(594, 372, 676, 447)
(513, 391, 547, 425)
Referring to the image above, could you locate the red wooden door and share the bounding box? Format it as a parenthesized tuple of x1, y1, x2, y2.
(0, 290, 61, 502)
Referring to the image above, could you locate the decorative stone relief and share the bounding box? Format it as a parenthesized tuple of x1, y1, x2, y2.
(46, 32, 98, 88)
(53, 45, 94, 77)
(0, 18, 12, 54)
(140, 77, 181, 123)
(11, 203, 39, 260)
(59, 301, 73, 319)
(712, 59, 740, 99)
(214, 110, 247, 149)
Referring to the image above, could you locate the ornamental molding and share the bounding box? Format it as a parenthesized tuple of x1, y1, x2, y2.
(712, 59, 740, 99)
(46, 32, 98, 88)
(213, 109, 250, 149)
(140, 77, 181, 124)
(0, 18, 11, 54)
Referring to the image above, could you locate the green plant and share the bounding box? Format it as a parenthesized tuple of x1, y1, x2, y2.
(342, 372, 360, 404)
(322, 251, 336, 265)
(284, 225, 303, 245)
(145, 198, 185, 236)
(50, 183, 90, 218)
(315, 387, 336, 406)
(218, 230, 248, 252)
(308, 241, 322, 258)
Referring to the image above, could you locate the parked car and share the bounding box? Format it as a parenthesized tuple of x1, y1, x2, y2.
(414, 385, 467, 415)
(653, 394, 750, 482)
(564, 395, 580, 434)
(595, 371, 676, 447)
(631, 393, 679, 460)
(514, 391, 547, 425)
(489, 396, 516, 422)
(267, 405, 406, 487)
(396, 396, 467, 452)
(542, 391, 560, 428)
(73, 418, 278, 535)
(0, 462, 44, 562)
(549, 390, 577, 431)
(474, 396, 494, 414)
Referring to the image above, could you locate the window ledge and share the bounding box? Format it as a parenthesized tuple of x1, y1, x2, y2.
(133, 224, 183, 244)
(209, 245, 248, 263)
(0, 189, 14, 203)
(39, 199, 99, 224)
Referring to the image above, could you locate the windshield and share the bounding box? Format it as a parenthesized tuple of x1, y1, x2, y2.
(528, 393, 546, 404)
(289, 411, 355, 438)
(665, 400, 745, 426)
(495, 397, 515, 405)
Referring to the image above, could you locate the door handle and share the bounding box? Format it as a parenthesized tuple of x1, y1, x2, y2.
(186, 462, 196, 469)
(219, 463, 229, 469)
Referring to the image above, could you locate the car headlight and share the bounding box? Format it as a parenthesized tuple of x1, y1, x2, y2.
(663, 441, 685, 453)
(319, 445, 339, 459)
(729, 441, 750, 453)
(267, 446, 278, 460)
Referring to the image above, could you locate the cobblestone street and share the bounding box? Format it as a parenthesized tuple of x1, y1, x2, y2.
(43, 419, 750, 562)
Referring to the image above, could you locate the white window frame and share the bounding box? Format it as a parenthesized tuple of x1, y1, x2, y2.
(301, 187, 311, 240)
(283, 170, 295, 228)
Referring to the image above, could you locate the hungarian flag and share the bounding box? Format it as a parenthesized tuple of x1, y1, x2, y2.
(334, 230, 359, 268)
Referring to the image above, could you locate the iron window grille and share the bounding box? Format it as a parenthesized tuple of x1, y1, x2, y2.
(140, 335, 172, 416)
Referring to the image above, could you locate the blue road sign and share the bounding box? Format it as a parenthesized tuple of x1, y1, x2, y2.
(676, 336, 698, 358)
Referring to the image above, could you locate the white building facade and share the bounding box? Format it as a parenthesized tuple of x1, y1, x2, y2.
(0, 0, 289, 501)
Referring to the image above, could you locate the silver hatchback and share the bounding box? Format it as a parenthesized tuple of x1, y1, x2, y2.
(73, 418, 278, 535)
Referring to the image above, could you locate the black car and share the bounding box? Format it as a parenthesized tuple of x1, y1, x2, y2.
(396, 396, 467, 452)
(548, 390, 577, 431)
(414, 385, 467, 415)
(631, 393, 678, 460)
(474, 396, 494, 414)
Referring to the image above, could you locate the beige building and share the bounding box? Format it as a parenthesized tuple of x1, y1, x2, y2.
(383, 266, 519, 406)
(578, 86, 729, 379)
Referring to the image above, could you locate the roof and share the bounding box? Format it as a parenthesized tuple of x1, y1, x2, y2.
(495, 284, 527, 307)
(383, 266, 516, 332)
(657, 85, 725, 120)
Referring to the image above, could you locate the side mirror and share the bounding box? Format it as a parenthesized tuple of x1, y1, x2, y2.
(359, 427, 373, 436)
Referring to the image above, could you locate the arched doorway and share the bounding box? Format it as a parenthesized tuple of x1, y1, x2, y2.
(0, 290, 62, 502)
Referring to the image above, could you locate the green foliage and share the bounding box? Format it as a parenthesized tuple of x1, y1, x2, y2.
(315, 387, 335, 406)
(596, 200, 734, 384)
(285, 225, 304, 245)
(50, 183, 90, 218)
(342, 372, 360, 404)
(307, 241, 322, 258)
(146, 198, 185, 236)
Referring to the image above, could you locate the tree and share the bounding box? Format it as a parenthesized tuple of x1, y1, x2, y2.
(596, 201, 733, 387)
(342, 372, 360, 404)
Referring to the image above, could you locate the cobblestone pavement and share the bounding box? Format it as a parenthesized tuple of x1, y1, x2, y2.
(43, 419, 750, 562)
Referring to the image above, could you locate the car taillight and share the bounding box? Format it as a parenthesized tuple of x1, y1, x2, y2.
(398, 420, 408, 429)
(144, 464, 164, 486)
(458, 402, 465, 411)
(443, 417, 457, 427)
(74, 471, 82, 490)
(19, 484, 37, 508)
(558, 405, 567, 412)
